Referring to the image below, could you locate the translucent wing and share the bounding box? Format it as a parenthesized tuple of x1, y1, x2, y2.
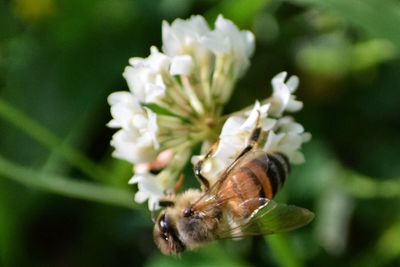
(217, 199, 314, 239)
(190, 150, 267, 212)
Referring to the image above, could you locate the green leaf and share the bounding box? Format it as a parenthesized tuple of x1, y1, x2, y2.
(207, 0, 271, 27)
(287, 0, 400, 50)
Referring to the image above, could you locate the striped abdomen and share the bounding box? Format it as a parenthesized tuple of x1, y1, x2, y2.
(219, 152, 290, 218)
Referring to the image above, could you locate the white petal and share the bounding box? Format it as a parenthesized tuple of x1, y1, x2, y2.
(147, 46, 171, 71)
(271, 90, 290, 115)
(132, 114, 148, 129)
(170, 55, 193, 75)
(110, 131, 158, 164)
(241, 101, 271, 132)
(286, 99, 303, 112)
(240, 107, 260, 131)
(259, 103, 270, 116)
(215, 15, 236, 33)
(214, 15, 255, 57)
(162, 15, 210, 57)
(107, 91, 138, 107)
(134, 191, 148, 203)
(123, 47, 170, 104)
(264, 131, 284, 152)
(279, 120, 304, 134)
(146, 108, 159, 133)
(144, 83, 166, 103)
(148, 197, 160, 211)
(201, 31, 228, 54)
(128, 175, 139, 184)
(109, 105, 132, 129)
(286, 75, 299, 93)
(107, 119, 120, 128)
(244, 31, 255, 57)
(213, 137, 243, 161)
(191, 155, 204, 166)
(262, 118, 277, 132)
(272, 72, 287, 88)
(220, 116, 245, 138)
(268, 72, 304, 115)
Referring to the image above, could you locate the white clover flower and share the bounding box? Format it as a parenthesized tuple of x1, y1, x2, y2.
(123, 47, 169, 104)
(202, 15, 255, 104)
(108, 14, 310, 211)
(191, 80, 310, 184)
(162, 15, 210, 60)
(264, 117, 311, 164)
(128, 172, 165, 210)
(108, 92, 159, 164)
(268, 72, 303, 116)
(110, 130, 158, 165)
(119, 15, 255, 122)
(161, 15, 255, 107)
(129, 147, 191, 210)
(202, 15, 255, 78)
(192, 102, 277, 184)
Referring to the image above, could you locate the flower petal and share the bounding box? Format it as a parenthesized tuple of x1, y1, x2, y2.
(170, 55, 193, 75)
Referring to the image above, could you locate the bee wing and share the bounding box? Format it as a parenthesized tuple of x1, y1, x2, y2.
(191, 149, 267, 209)
(217, 198, 314, 239)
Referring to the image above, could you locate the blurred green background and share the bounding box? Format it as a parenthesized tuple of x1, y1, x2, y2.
(1, 0, 400, 266)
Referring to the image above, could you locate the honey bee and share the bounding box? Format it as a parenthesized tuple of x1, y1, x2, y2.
(153, 126, 314, 255)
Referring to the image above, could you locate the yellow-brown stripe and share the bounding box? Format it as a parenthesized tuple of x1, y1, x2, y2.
(247, 153, 290, 198)
(246, 155, 274, 199)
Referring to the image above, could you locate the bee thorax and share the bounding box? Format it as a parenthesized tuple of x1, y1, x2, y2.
(176, 210, 221, 249)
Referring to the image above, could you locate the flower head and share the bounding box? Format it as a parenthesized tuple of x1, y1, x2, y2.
(108, 15, 310, 210)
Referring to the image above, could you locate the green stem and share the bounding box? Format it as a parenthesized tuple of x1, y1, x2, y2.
(343, 170, 400, 198)
(266, 234, 304, 267)
(0, 154, 134, 209)
(0, 99, 111, 181)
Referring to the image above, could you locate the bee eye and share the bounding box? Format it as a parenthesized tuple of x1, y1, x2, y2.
(158, 214, 170, 240)
(183, 207, 192, 217)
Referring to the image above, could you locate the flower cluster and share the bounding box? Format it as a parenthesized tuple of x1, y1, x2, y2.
(192, 72, 310, 185)
(108, 15, 310, 210)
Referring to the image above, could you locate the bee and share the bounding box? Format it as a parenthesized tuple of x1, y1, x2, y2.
(153, 125, 314, 255)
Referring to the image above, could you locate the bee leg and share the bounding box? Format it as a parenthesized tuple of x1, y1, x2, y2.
(195, 169, 210, 190)
(236, 126, 262, 159)
(230, 110, 263, 162)
(194, 113, 262, 189)
(194, 141, 219, 190)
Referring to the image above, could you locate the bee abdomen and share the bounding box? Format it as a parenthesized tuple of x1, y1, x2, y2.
(249, 153, 290, 198)
(267, 152, 290, 190)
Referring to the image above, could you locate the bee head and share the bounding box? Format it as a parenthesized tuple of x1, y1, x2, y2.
(153, 210, 186, 255)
